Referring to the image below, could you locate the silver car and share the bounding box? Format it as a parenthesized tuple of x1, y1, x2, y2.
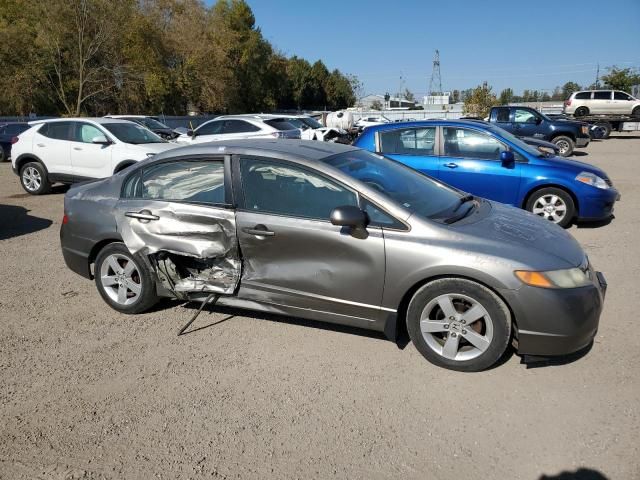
(60, 140, 607, 371)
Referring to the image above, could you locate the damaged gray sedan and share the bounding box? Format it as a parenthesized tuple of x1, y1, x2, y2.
(60, 140, 607, 371)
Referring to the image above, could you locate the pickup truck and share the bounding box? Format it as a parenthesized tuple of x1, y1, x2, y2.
(488, 106, 590, 157)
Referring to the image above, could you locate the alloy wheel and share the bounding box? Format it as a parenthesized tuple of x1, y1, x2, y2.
(22, 167, 42, 192)
(555, 139, 570, 155)
(100, 253, 142, 306)
(532, 194, 567, 223)
(420, 293, 494, 361)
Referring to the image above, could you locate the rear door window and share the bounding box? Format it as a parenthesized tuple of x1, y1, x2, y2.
(222, 120, 261, 134)
(195, 120, 224, 136)
(40, 122, 74, 141)
(379, 127, 436, 155)
(263, 119, 297, 131)
(593, 91, 611, 100)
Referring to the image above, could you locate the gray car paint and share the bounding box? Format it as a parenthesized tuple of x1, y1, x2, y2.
(60, 139, 604, 357)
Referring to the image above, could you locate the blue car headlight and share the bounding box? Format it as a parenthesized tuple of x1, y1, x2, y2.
(575, 171, 609, 189)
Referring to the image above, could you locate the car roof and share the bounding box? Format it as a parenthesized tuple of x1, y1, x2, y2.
(362, 119, 499, 130)
(29, 117, 136, 126)
(104, 115, 156, 119)
(158, 139, 359, 162)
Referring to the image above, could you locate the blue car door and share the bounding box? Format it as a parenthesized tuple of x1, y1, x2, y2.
(438, 126, 521, 205)
(377, 126, 440, 179)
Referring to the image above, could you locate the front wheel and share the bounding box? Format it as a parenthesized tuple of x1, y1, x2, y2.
(94, 242, 159, 314)
(20, 162, 51, 195)
(632, 106, 640, 118)
(552, 135, 575, 157)
(406, 278, 512, 372)
(526, 187, 575, 227)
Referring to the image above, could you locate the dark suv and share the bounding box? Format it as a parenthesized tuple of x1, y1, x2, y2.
(0, 122, 30, 162)
(488, 106, 590, 157)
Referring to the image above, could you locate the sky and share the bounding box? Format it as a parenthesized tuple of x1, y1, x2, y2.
(234, 0, 640, 98)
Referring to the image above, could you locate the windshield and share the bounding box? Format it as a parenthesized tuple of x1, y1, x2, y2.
(140, 117, 170, 129)
(323, 150, 464, 220)
(487, 125, 545, 157)
(300, 117, 323, 129)
(103, 123, 167, 144)
(283, 118, 309, 130)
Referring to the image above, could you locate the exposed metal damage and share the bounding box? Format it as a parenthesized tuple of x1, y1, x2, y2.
(115, 201, 241, 297)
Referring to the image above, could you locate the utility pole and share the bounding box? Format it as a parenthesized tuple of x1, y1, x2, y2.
(428, 50, 443, 98)
(595, 63, 600, 89)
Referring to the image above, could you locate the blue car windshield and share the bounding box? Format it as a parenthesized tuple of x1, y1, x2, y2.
(324, 150, 463, 220)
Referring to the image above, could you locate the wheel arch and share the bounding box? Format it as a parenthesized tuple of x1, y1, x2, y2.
(521, 183, 580, 216)
(550, 131, 576, 142)
(88, 237, 124, 278)
(15, 153, 48, 175)
(113, 160, 137, 174)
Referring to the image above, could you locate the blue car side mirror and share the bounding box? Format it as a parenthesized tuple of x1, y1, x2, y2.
(500, 151, 515, 166)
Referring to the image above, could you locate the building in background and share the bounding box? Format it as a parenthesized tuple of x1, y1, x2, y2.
(356, 94, 416, 110)
(423, 92, 451, 106)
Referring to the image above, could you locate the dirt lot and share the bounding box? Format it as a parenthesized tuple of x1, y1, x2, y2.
(1, 135, 639, 480)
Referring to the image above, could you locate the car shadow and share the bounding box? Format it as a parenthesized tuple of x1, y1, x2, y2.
(0, 204, 53, 240)
(539, 467, 608, 480)
(572, 151, 588, 157)
(574, 216, 614, 229)
(609, 134, 640, 139)
(522, 341, 594, 369)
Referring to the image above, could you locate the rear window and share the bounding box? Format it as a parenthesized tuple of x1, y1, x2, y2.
(593, 91, 611, 100)
(264, 119, 297, 131)
(574, 92, 591, 100)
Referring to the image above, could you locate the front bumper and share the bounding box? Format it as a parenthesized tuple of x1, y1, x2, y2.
(575, 136, 590, 148)
(499, 272, 606, 357)
(577, 186, 620, 221)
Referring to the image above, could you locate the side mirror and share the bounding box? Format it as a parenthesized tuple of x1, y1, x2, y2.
(330, 205, 368, 229)
(500, 150, 515, 166)
(188, 129, 195, 137)
(91, 135, 110, 145)
(535, 116, 543, 124)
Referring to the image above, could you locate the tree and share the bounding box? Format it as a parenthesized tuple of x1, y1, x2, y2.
(498, 88, 513, 105)
(463, 81, 498, 117)
(561, 82, 581, 100)
(325, 69, 356, 109)
(451, 89, 460, 103)
(403, 88, 415, 102)
(601, 66, 640, 94)
(370, 100, 383, 110)
(551, 86, 563, 101)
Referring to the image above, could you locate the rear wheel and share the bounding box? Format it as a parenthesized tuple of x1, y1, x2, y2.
(406, 278, 512, 372)
(20, 162, 51, 195)
(575, 106, 589, 117)
(596, 122, 611, 139)
(526, 187, 575, 227)
(94, 242, 159, 314)
(552, 135, 575, 157)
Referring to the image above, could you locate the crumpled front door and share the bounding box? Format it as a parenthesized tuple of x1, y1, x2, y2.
(114, 199, 241, 295)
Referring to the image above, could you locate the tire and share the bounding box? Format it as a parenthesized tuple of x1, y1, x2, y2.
(632, 106, 640, 119)
(94, 242, 159, 314)
(525, 187, 575, 228)
(20, 161, 51, 195)
(0, 146, 6, 162)
(551, 135, 575, 157)
(407, 278, 511, 372)
(597, 122, 611, 139)
(575, 106, 589, 117)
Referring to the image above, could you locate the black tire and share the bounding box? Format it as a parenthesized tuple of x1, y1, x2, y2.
(632, 106, 640, 119)
(0, 146, 6, 162)
(525, 187, 576, 228)
(575, 106, 589, 117)
(19, 161, 51, 195)
(406, 278, 511, 372)
(597, 122, 612, 139)
(551, 135, 575, 157)
(94, 242, 159, 314)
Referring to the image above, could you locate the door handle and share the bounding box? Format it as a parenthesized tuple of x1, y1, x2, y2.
(243, 225, 275, 236)
(37, 143, 45, 147)
(444, 163, 458, 169)
(73, 147, 83, 151)
(125, 210, 159, 223)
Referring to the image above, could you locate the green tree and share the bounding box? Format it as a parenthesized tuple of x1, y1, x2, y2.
(561, 82, 581, 100)
(403, 88, 415, 102)
(498, 88, 513, 105)
(370, 99, 383, 110)
(463, 82, 498, 117)
(601, 66, 640, 93)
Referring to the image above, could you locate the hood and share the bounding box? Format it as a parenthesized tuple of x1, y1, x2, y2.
(452, 202, 585, 269)
(125, 142, 178, 156)
(543, 155, 608, 177)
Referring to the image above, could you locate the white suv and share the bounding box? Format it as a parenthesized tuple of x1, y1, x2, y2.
(175, 115, 300, 144)
(269, 114, 348, 142)
(564, 90, 640, 117)
(11, 118, 178, 195)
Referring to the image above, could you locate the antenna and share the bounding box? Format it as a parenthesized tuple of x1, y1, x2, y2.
(428, 50, 443, 96)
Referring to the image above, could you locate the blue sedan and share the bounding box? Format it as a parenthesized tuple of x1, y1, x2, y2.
(353, 120, 620, 227)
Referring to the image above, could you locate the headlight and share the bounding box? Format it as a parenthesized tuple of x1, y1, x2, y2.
(515, 268, 592, 289)
(575, 171, 609, 189)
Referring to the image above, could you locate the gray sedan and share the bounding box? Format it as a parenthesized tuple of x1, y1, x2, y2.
(60, 140, 607, 371)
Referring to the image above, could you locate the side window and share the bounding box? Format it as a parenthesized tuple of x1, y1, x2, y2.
(614, 91, 631, 101)
(75, 123, 105, 143)
(40, 122, 73, 141)
(141, 160, 225, 204)
(360, 198, 405, 230)
(593, 91, 611, 100)
(494, 108, 510, 122)
(514, 109, 538, 124)
(240, 157, 357, 220)
(195, 120, 224, 136)
(443, 127, 506, 161)
(379, 127, 436, 155)
(574, 92, 591, 100)
(223, 120, 261, 134)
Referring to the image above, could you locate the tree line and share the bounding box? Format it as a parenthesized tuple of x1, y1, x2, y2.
(463, 66, 640, 117)
(0, 0, 358, 117)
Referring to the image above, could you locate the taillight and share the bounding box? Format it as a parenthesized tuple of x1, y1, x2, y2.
(565, 99, 572, 106)
(270, 131, 283, 138)
(11, 136, 19, 144)
(62, 214, 69, 224)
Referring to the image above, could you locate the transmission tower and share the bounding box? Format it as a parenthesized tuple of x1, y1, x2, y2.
(428, 50, 443, 96)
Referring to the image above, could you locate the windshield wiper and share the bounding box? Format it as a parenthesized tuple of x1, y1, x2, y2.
(452, 194, 474, 212)
(445, 195, 476, 224)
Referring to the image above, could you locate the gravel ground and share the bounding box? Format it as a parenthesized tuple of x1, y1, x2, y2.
(1, 135, 638, 480)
